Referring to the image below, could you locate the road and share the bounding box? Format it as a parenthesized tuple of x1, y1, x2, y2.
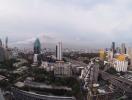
(65, 57, 87, 67)
(100, 71, 132, 93)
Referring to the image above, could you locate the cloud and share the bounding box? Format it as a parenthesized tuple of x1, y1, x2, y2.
(0, 0, 132, 48)
(11, 33, 57, 45)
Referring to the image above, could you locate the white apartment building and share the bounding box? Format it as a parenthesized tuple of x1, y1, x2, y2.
(54, 62, 72, 77)
(56, 42, 62, 61)
(113, 59, 128, 72)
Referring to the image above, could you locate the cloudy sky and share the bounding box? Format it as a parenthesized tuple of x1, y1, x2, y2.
(0, 0, 132, 48)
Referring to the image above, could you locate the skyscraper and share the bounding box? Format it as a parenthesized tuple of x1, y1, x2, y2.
(111, 42, 115, 56)
(33, 38, 41, 65)
(5, 37, 8, 49)
(34, 38, 41, 54)
(116, 47, 121, 54)
(121, 43, 126, 54)
(127, 47, 132, 66)
(56, 45, 58, 59)
(56, 42, 62, 61)
(0, 39, 2, 47)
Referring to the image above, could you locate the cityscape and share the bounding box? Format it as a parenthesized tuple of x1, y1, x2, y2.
(0, 37, 132, 100)
(0, 0, 132, 100)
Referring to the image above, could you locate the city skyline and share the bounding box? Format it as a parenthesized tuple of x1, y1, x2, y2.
(0, 0, 132, 48)
(1, 1, 132, 100)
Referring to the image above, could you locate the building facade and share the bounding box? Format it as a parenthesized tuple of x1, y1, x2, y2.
(121, 43, 126, 54)
(54, 62, 72, 77)
(33, 38, 41, 64)
(34, 38, 41, 54)
(113, 59, 128, 72)
(112, 42, 115, 55)
(56, 42, 62, 61)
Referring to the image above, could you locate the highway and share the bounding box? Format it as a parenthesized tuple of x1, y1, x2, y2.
(100, 71, 132, 93)
(64, 57, 87, 67)
(71, 60, 87, 66)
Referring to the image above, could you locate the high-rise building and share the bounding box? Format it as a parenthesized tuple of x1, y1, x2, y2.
(56, 45, 58, 59)
(34, 38, 41, 54)
(0, 39, 2, 47)
(116, 47, 121, 54)
(5, 37, 8, 49)
(33, 38, 41, 65)
(56, 42, 62, 61)
(111, 42, 115, 54)
(0, 39, 5, 62)
(0, 47, 5, 62)
(121, 43, 126, 54)
(127, 47, 132, 66)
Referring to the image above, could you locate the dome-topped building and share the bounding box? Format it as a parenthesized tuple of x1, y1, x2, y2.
(34, 38, 41, 54)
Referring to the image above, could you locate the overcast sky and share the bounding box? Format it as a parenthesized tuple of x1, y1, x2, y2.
(0, 0, 132, 48)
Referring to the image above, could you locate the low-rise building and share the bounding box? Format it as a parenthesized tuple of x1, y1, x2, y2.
(54, 62, 72, 77)
(39, 61, 54, 72)
(113, 54, 128, 72)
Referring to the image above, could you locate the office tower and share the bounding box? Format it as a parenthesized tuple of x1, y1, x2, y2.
(127, 47, 132, 66)
(121, 43, 126, 54)
(33, 38, 41, 64)
(56, 42, 62, 61)
(0, 39, 2, 47)
(116, 47, 121, 54)
(111, 42, 115, 53)
(34, 38, 41, 54)
(0, 38, 5, 61)
(55, 45, 58, 59)
(0, 47, 5, 62)
(5, 37, 8, 49)
(56, 45, 57, 59)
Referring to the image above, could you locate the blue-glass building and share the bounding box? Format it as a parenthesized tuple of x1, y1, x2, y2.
(34, 38, 41, 54)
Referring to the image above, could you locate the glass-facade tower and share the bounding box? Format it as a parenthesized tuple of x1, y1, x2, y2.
(34, 38, 41, 54)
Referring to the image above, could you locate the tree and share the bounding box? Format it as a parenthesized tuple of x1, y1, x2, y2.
(106, 67, 117, 75)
